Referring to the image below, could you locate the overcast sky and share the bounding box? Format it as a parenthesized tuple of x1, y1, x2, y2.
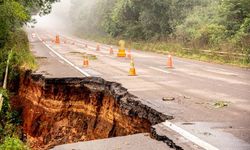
(34, 0, 71, 30)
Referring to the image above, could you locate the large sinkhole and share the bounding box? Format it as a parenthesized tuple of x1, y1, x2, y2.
(14, 71, 173, 149)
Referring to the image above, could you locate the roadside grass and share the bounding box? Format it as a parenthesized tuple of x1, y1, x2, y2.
(0, 137, 28, 150)
(0, 88, 26, 149)
(0, 29, 37, 82)
(0, 29, 36, 149)
(76, 34, 250, 68)
(10, 30, 37, 71)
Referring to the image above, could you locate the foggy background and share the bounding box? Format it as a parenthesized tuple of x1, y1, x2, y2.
(32, 0, 112, 37)
(33, 0, 71, 32)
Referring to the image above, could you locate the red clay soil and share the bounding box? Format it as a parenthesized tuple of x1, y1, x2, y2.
(14, 71, 171, 149)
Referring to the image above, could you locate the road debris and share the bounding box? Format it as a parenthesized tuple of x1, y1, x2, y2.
(183, 96, 191, 99)
(69, 51, 97, 60)
(203, 132, 212, 136)
(213, 101, 230, 108)
(162, 97, 175, 101)
(88, 54, 97, 60)
(35, 56, 47, 60)
(182, 122, 194, 125)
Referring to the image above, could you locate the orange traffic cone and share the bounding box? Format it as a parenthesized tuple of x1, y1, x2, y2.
(109, 46, 114, 55)
(83, 56, 89, 68)
(129, 57, 136, 76)
(167, 54, 173, 68)
(127, 49, 132, 59)
(96, 44, 100, 51)
(55, 35, 60, 44)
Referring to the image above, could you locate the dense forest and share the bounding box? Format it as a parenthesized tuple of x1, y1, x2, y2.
(69, 0, 250, 64)
(0, 0, 57, 149)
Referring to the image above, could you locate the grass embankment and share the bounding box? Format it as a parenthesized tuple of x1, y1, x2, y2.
(0, 29, 37, 150)
(77, 34, 250, 68)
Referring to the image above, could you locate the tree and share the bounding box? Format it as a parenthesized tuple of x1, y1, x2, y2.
(0, 0, 58, 48)
(220, 0, 250, 35)
(70, 0, 200, 40)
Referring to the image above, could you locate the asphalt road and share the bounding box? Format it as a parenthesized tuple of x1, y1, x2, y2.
(52, 133, 172, 150)
(29, 28, 250, 150)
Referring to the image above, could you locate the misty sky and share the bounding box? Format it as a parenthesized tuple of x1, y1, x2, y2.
(34, 0, 71, 30)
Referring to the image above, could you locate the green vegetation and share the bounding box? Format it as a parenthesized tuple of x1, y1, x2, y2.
(0, 30, 37, 83)
(0, 88, 26, 149)
(213, 100, 230, 108)
(70, 0, 250, 67)
(0, 137, 28, 150)
(0, 0, 57, 148)
(0, 0, 58, 82)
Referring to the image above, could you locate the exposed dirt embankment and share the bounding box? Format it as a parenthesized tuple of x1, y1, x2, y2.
(15, 71, 172, 149)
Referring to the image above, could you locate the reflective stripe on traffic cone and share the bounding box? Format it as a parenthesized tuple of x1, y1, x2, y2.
(167, 54, 173, 68)
(129, 57, 136, 76)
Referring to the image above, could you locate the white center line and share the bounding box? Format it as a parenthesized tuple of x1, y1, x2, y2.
(163, 121, 219, 150)
(149, 66, 170, 74)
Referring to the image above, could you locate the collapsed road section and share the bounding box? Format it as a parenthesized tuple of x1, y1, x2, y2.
(14, 71, 178, 150)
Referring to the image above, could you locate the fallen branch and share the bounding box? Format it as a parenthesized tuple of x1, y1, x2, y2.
(3, 49, 12, 89)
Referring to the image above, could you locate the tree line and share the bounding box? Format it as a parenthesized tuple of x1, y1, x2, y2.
(69, 0, 250, 61)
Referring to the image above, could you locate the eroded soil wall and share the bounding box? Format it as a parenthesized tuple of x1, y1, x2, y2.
(16, 71, 171, 149)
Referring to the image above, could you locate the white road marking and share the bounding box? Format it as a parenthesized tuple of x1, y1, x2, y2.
(204, 68, 238, 76)
(49, 52, 56, 57)
(163, 121, 219, 150)
(36, 33, 91, 77)
(149, 66, 170, 74)
(176, 68, 248, 85)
